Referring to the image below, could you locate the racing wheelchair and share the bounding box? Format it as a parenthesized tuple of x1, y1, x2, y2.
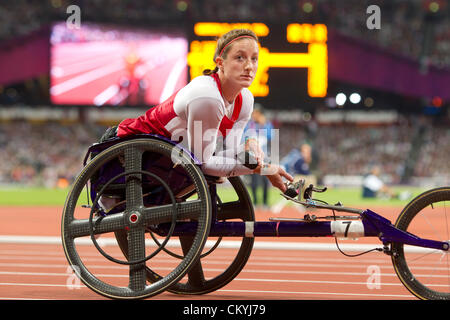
(61, 135, 450, 300)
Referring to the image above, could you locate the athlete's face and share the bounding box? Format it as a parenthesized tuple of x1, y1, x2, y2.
(217, 38, 259, 88)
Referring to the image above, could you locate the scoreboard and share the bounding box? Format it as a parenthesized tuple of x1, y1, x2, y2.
(187, 22, 328, 107)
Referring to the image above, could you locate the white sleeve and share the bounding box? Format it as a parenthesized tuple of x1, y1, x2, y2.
(215, 90, 253, 160)
(215, 118, 248, 158)
(186, 98, 253, 177)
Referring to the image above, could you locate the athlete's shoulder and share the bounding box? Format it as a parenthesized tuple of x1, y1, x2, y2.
(190, 75, 217, 87)
(238, 88, 254, 119)
(240, 87, 254, 104)
(182, 75, 223, 103)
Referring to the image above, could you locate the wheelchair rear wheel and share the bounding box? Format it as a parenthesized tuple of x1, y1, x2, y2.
(61, 138, 212, 299)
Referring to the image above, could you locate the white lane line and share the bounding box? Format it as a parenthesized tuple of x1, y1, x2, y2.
(233, 277, 404, 287)
(50, 62, 124, 96)
(52, 54, 119, 78)
(0, 254, 390, 269)
(0, 277, 408, 291)
(0, 262, 401, 278)
(0, 282, 74, 287)
(0, 251, 394, 266)
(218, 289, 412, 298)
(0, 282, 411, 299)
(0, 264, 402, 278)
(0, 271, 124, 278)
(0, 297, 50, 300)
(5, 263, 445, 283)
(93, 84, 120, 106)
(1, 254, 446, 272)
(0, 275, 406, 288)
(2, 267, 446, 280)
(233, 277, 449, 288)
(158, 57, 186, 103)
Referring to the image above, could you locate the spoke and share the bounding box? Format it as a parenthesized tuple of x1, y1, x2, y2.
(422, 210, 444, 242)
(128, 227, 147, 291)
(141, 199, 203, 224)
(67, 213, 125, 238)
(180, 235, 205, 287)
(408, 248, 441, 262)
(124, 146, 143, 210)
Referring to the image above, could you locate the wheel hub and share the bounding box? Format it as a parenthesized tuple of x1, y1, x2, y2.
(128, 211, 141, 224)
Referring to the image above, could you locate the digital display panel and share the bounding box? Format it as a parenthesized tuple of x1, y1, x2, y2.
(50, 22, 188, 106)
(188, 22, 328, 101)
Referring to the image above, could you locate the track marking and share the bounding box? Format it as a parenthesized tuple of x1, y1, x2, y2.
(0, 235, 437, 253)
(217, 289, 412, 298)
(0, 282, 77, 287)
(0, 282, 413, 299)
(1, 254, 445, 272)
(2, 267, 446, 280)
(50, 63, 124, 95)
(233, 277, 449, 288)
(0, 248, 438, 266)
(159, 57, 186, 103)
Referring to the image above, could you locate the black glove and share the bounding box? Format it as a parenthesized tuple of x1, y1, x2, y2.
(99, 126, 118, 143)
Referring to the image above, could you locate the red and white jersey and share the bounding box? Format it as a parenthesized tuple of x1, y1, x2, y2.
(117, 74, 254, 177)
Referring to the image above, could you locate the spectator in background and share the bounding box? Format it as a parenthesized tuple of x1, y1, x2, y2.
(271, 142, 316, 214)
(362, 165, 397, 199)
(280, 143, 316, 187)
(244, 104, 274, 210)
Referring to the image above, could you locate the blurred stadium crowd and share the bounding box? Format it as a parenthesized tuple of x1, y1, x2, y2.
(0, 0, 448, 68)
(0, 120, 105, 187)
(1, 116, 448, 187)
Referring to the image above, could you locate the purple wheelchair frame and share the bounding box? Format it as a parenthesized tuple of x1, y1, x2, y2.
(154, 208, 448, 252)
(85, 134, 449, 254)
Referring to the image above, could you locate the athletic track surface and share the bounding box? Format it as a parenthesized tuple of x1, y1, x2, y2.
(0, 205, 418, 300)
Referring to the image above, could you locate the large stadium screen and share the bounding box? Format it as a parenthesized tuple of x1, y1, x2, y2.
(50, 22, 188, 106)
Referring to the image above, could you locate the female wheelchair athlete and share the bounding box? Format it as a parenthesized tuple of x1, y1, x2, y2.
(61, 135, 450, 300)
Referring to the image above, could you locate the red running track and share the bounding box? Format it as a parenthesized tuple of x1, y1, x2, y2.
(0, 205, 418, 300)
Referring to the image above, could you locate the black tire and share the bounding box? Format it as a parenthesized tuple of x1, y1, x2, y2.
(115, 176, 255, 295)
(391, 187, 450, 300)
(61, 138, 212, 299)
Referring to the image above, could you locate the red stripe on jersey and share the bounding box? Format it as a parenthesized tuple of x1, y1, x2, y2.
(117, 91, 178, 138)
(211, 73, 243, 137)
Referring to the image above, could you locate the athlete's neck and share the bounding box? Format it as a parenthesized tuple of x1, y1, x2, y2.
(217, 72, 241, 104)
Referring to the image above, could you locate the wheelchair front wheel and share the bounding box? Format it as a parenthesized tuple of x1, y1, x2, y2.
(391, 187, 450, 300)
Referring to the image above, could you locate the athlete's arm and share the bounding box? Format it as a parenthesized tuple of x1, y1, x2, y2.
(186, 98, 254, 177)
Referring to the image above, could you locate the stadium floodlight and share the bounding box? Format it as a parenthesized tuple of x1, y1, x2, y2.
(335, 93, 346, 106)
(349, 93, 361, 104)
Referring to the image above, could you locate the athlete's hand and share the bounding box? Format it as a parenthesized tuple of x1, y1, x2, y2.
(245, 138, 264, 167)
(255, 164, 293, 193)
